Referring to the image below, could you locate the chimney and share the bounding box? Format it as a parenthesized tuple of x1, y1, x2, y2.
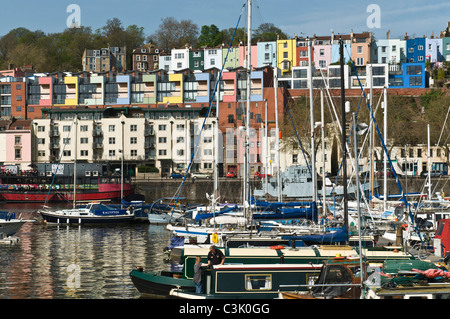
(350, 29, 354, 39)
(386, 30, 391, 39)
(404, 32, 408, 40)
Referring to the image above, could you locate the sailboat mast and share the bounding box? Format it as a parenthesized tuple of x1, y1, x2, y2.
(244, 0, 252, 221)
(73, 116, 78, 208)
(339, 38, 349, 232)
(274, 68, 281, 201)
(383, 86, 387, 212)
(213, 73, 220, 216)
(308, 38, 317, 204)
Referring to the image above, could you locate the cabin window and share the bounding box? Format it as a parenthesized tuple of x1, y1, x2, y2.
(245, 274, 271, 290)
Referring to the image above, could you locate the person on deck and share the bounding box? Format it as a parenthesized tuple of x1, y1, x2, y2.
(207, 245, 225, 267)
(193, 256, 207, 293)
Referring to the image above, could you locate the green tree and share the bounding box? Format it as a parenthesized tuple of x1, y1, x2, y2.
(252, 23, 288, 42)
(149, 17, 198, 52)
(221, 27, 247, 46)
(198, 25, 223, 47)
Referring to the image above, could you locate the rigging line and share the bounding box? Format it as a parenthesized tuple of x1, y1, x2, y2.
(437, 105, 450, 147)
(281, 88, 311, 175)
(348, 61, 421, 241)
(43, 117, 75, 207)
(169, 3, 247, 219)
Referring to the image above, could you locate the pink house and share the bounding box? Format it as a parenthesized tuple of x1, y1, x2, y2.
(312, 44, 332, 69)
(238, 44, 258, 69)
(221, 71, 237, 102)
(36, 76, 53, 106)
(4, 120, 32, 170)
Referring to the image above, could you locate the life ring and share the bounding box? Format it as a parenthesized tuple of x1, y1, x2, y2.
(212, 233, 219, 244)
(402, 224, 408, 231)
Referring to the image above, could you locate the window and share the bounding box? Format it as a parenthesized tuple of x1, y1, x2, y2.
(38, 138, 45, 144)
(418, 45, 423, 50)
(15, 149, 21, 160)
(176, 124, 185, 130)
(203, 137, 212, 143)
(410, 76, 422, 86)
(177, 149, 184, 156)
(176, 137, 184, 143)
(320, 49, 325, 56)
(14, 136, 21, 145)
(392, 45, 396, 52)
(204, 149, 213, 155)
(109, 137, 116, 144)
(109, 150, 116, 156)
(80, 137, 88, 144)
(109, 125, 115, 132)
(356, 57, 364, 66)
(80, 150, 88, 156)
(63, 138, 71, 145)
(38, 126, 45, 132)
(319, 60, 326, 68)
(357, 46, 363, 54)
(210, 59, 215, 65)
(63, 150, 71, 157)
(418, 56, 424, 61)
(130, 150, 137, 156)
(80, 125, 88, 132)
(130, 124, 137, 132)
(158, 124, 166, 131)
(63, 126, 71, 132)
(159, 149, 167, 156)
(158, 137, 167, 143)
(245, 275, 271, 290)
(130, 137, 137, 144)
(283, 52, 288, 59)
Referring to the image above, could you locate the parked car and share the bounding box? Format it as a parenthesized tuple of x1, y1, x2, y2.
(191, 172, 211, 180)
(169, 172, 184, 179)
(254, 172, 271, 179)
(226, 171, 237, 178)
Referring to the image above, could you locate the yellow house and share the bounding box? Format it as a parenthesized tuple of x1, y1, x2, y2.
(277, 39, 297, 74)
(162, 73, 183, 104)
(53, 76, 79, 106)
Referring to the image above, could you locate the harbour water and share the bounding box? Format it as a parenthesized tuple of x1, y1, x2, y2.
(0, 203, 171, 299)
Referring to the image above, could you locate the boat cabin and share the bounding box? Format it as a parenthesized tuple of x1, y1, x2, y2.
(170, 263, 323, 299)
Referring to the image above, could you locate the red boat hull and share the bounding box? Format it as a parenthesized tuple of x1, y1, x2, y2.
(0, 183, 133, 203)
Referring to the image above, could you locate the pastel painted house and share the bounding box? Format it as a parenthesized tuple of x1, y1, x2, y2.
(80, 75, 105, 105)
(443, 37, 450, 62)
(222, 46, 240, 69)
(3, 119, 32, 170)
(238, 44, 258, 69)
(257, 41, 277, 68)
(313, 44, 332, 69)
(425, 37, 443, 63)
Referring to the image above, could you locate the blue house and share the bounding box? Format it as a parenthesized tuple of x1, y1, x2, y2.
(389, 63, 426, 88)
(406, 38, 426, 63)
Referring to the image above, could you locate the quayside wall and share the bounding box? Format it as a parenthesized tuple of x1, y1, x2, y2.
(133, 177, 450, 204)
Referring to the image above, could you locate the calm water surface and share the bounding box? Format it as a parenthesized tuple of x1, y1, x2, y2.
(0, 203, 171, 299)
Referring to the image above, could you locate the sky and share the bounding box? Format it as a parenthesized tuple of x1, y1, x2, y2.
(1, 0, 449, 40)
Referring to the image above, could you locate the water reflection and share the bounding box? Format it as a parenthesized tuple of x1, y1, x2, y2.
(0, 209, 171, 299)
